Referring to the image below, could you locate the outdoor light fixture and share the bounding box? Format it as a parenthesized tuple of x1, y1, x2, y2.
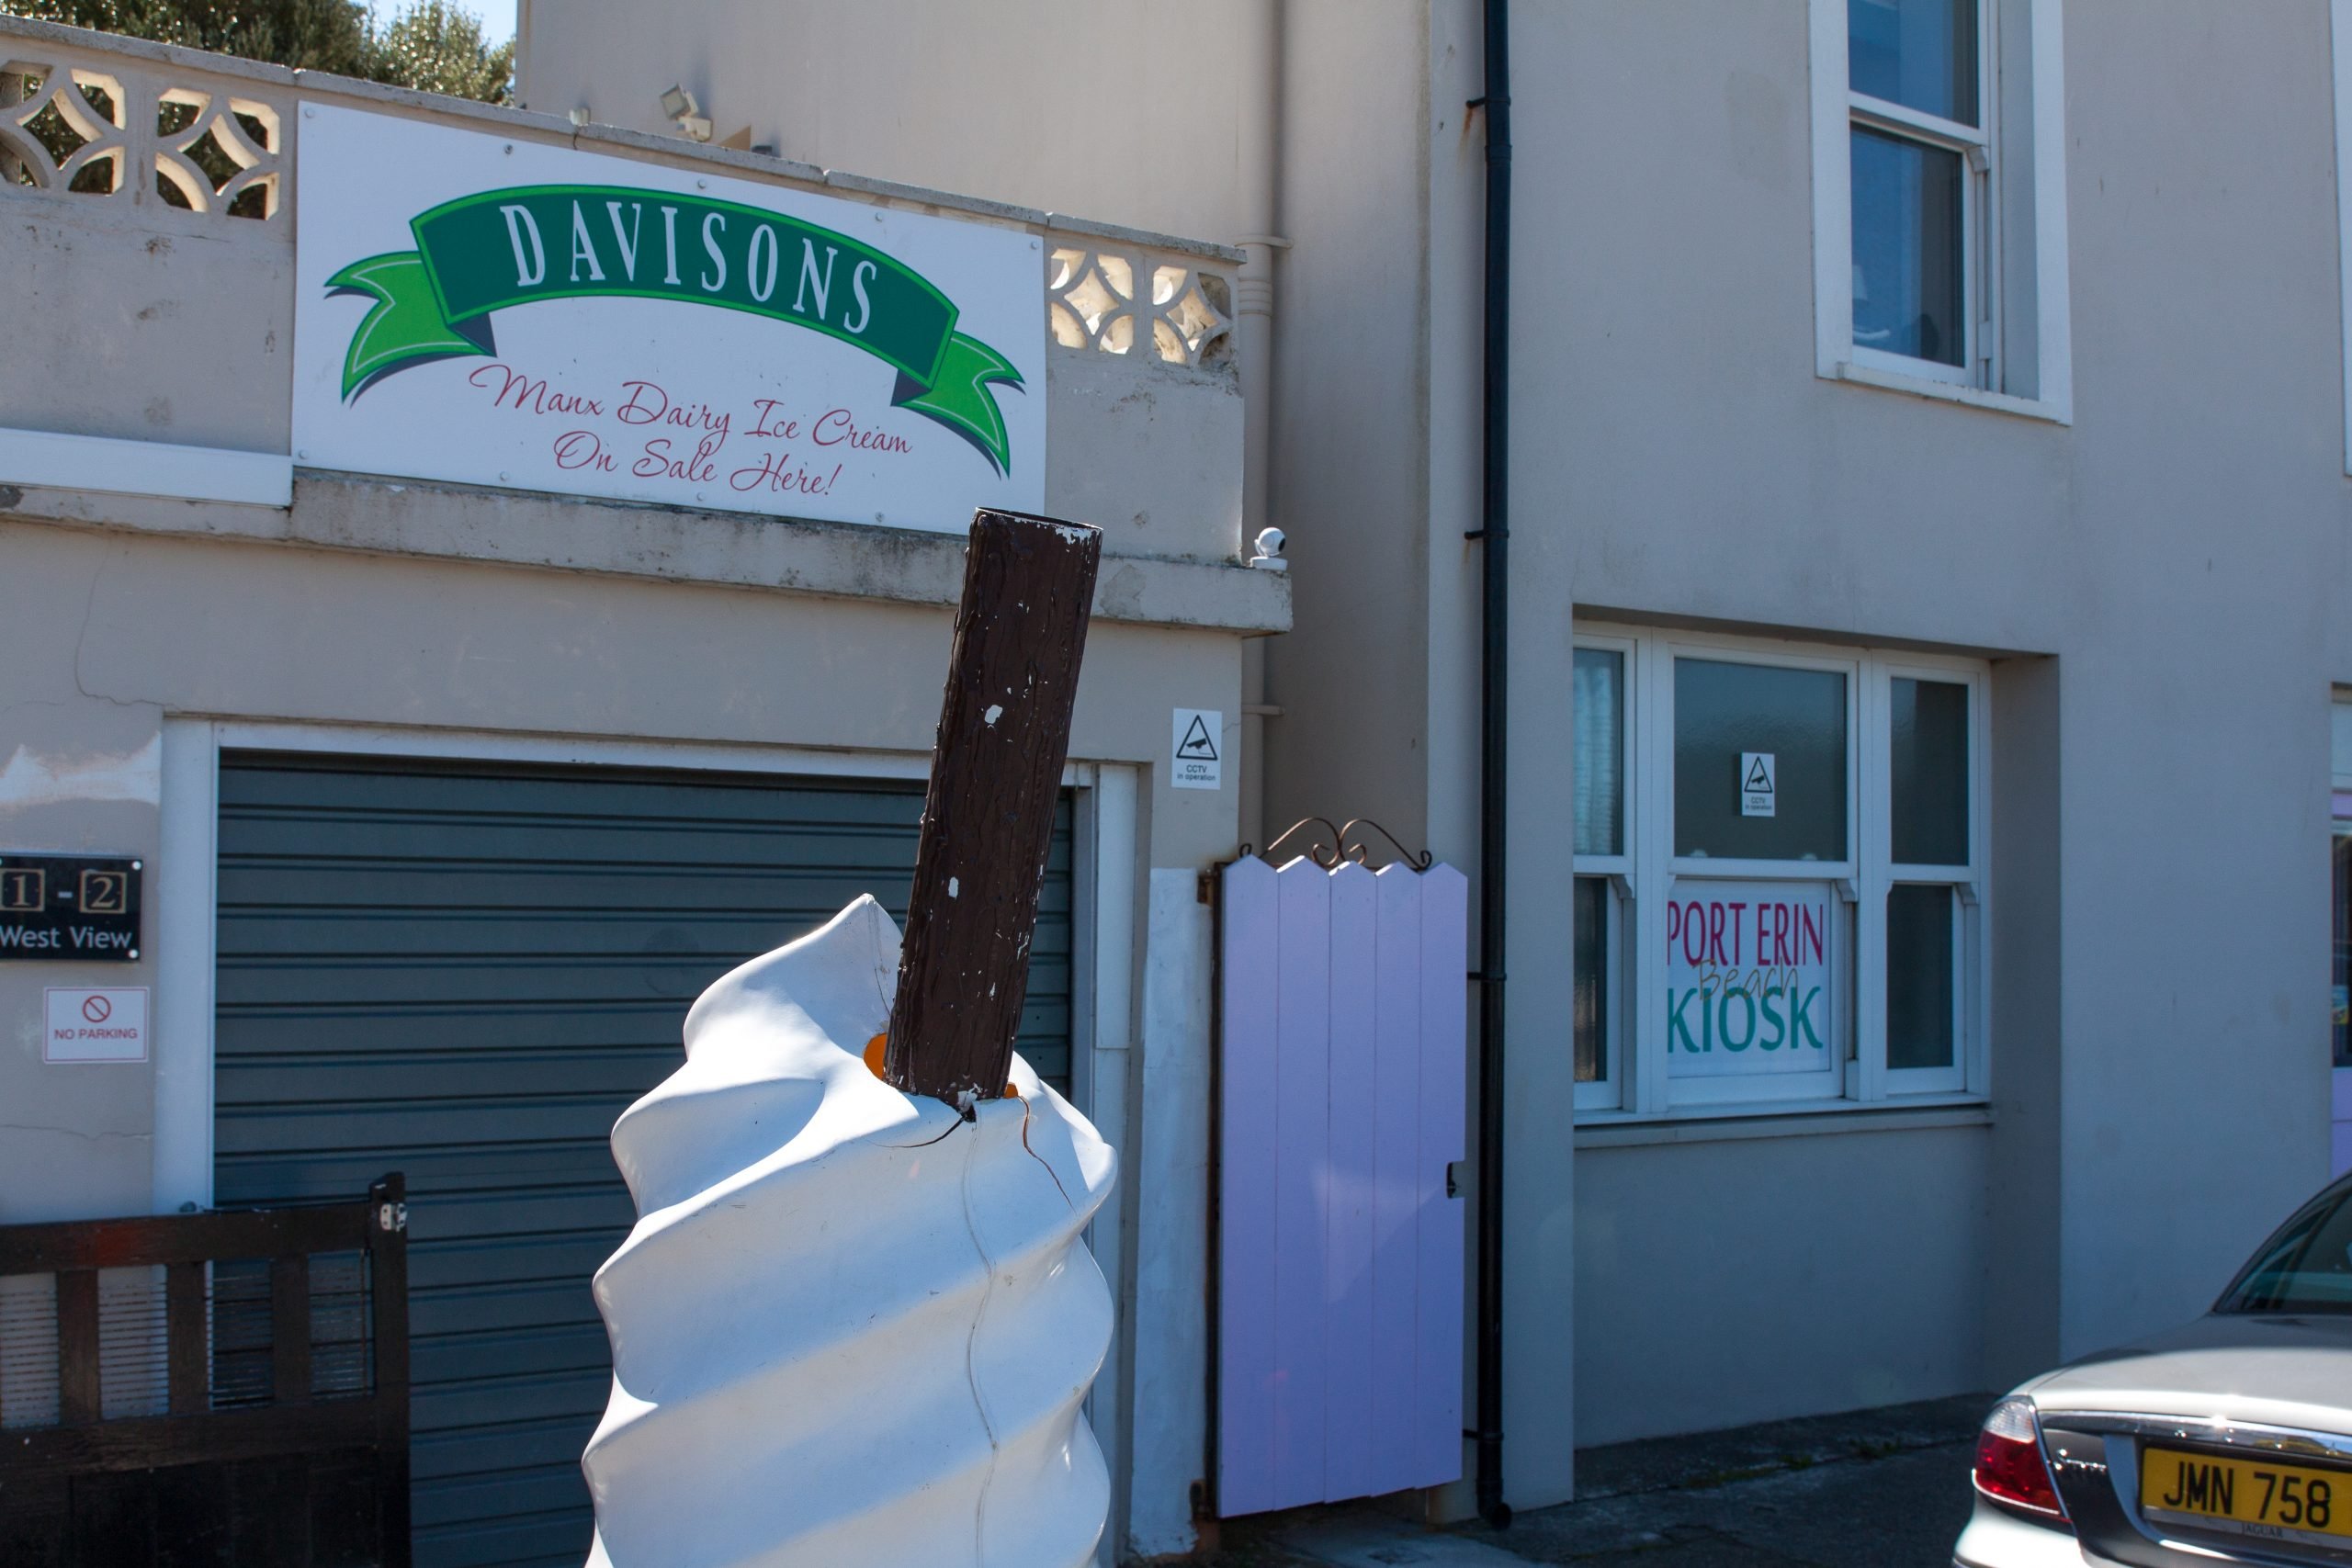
(659, 85, 713, 143)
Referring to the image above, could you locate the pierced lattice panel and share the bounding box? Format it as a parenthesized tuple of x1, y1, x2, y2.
(0, 50, 284, 222)
(1049, 242, 1234, 367)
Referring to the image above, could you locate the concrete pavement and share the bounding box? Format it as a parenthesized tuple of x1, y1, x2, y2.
(1202, 1393, 1993, 1568)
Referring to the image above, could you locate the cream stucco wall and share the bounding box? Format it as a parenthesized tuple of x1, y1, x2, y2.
(1512, 0, 2337, 1411)
(514, 0, 1268, 244)
(0, 505, 1258, 1562)
(1234, 0, 2346, 1484)
(1, 21, 1283, 1562)
(497, 0, 2351, 1532)
(1573, 1124, 1991, 1442)
(0, 520, 1253, 1221)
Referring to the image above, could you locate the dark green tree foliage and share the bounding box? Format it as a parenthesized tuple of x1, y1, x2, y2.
(365, 0, 511, 103)
(5, 0, 513, 102)
(7, 0, 370, 73)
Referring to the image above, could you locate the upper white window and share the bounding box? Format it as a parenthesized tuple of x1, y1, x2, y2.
(1572, 626, 1992, 1120)
(1847, 0, 1982, 381)
(1811, 0, 2072, 420)
(2332, 4, 2352, 473)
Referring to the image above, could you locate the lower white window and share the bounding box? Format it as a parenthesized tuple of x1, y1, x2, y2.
(1571, 626, 1989, 1118)
(2331, 698, 2352, 1069)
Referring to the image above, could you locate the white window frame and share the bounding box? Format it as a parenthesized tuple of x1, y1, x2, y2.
(1570, 626, 1992, 1122)
(1657, 637, 1859, 1112)
(1871, 659, 1990, 1099)
(1572, 634, 1637, 1112)
(2333, 4, 2352, 474)
(2330, 695, 2352, 1079)
(1811, 0, 2073, 423)
(1571, 874, 1632, 1113)
(1848, 32, 1992, 392)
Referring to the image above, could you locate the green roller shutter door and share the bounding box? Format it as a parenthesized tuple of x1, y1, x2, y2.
(212, 751, 1075, 1568)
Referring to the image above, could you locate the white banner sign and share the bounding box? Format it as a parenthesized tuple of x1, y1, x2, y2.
(293, 105, 1045, 534)
(1665, 882, 1835, 1077)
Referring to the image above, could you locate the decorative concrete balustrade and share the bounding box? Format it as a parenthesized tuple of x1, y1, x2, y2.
(1, 23, 1234, 363)
(1048, 244, 1233, 370)
(2, 26, 1236, 367)
(0, 35, 1238, 376)
(0, 16, 1267, 593)
(0, 47, 283, 218)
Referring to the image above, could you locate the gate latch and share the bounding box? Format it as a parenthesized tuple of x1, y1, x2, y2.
(378, 1201, 408, 1234)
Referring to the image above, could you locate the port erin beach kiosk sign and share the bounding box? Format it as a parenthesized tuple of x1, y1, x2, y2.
(292, 105, 1045, 533)
(1665, 881, 1838, 1079)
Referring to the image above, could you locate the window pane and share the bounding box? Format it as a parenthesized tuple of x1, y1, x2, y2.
(1851, 128, 1965, 369)
(1891, 677, 1969, 864)
(1575, 649, 1624, 856)
(2335, 829, 2350, 1067)
(1887, 884, 1956, 1071)
(2221, 1182, 2352, 1314)
(1667, 881, 1839, 1079)
(1849, 0, 1978, 125)
(1575, 875, 1609, 1083)
(1674, 659, 1847, 862)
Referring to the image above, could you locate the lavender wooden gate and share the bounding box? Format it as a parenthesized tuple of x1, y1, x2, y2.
(1216, 853, 1468, 1517)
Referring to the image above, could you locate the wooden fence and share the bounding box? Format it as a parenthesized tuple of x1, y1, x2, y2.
(0, 1176, 410, 1566)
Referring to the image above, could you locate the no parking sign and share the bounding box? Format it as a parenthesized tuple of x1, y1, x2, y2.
(44, 986, 149, 1063)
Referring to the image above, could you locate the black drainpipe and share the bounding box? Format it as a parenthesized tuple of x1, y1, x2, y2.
(1470, 0, 1513, 1531)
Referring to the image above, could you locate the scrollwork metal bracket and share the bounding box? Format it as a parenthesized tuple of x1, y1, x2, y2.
(1336, 818, 1434, 871)
(1239, 816, 1344, 869)
(1238, 816, 1435, 872)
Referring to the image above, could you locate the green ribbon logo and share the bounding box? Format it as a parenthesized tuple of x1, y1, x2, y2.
(327, 183, 1024, 475)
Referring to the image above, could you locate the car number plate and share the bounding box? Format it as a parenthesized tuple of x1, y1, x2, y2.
(2142, 1445, 2352, 1542)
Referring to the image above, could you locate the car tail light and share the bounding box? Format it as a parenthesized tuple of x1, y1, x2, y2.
(1973, 1397, 2069, 1520)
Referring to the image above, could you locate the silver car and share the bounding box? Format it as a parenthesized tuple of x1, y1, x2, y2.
(1956, 1173, 2352, 1566)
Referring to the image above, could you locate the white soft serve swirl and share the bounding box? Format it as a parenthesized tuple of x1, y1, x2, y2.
(583, 895, 1116, 1568)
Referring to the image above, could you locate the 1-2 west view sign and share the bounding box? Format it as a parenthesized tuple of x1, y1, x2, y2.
(0, 853, 142, 964)
(293, 105, 1046, 534)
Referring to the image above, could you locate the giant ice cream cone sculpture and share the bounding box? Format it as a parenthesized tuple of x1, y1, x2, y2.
(582, 896, 1116, 1567)
(583, 510, 1115, 1567)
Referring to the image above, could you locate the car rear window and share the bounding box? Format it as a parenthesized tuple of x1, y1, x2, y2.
(2222, 1180, 2352, 1314)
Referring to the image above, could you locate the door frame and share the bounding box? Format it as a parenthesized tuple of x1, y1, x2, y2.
(153, 716, 1132, 1211)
